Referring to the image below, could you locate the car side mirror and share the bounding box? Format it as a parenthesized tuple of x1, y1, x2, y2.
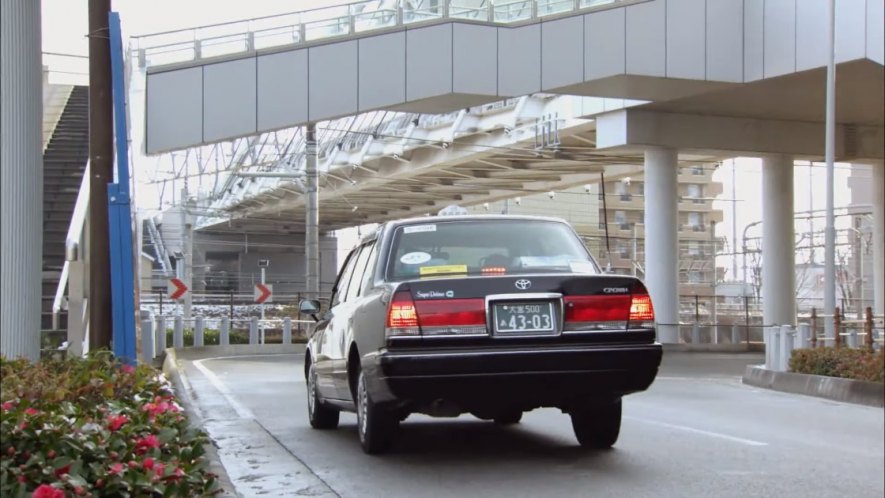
(299, 299, 321, 322)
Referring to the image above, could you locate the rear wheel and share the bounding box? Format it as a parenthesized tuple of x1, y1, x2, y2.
(307, 360, 339, 430)
(570, 399, 621, 449)
(356, 368, 399, 454)
(493, 411, 523, 425)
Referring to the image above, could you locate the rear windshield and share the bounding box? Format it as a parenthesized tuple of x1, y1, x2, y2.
(386, 219, 598, 281)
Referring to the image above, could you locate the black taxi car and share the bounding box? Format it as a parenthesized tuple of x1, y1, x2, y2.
(300, 212, 662, 454)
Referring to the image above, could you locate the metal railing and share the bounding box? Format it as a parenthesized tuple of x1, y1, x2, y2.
(51, 161, 91, 355)
(139, 315, 315, 363)
(766, 308, 884, 372)
(130, 0, 640, 69)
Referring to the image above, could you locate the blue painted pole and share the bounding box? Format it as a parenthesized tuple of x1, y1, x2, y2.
(107, 11, 136, 363)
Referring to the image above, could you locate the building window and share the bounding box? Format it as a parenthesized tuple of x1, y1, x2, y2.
(691, 166, 704, 175)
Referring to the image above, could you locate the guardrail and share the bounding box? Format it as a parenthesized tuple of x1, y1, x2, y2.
(130, 0, 640, 69)
(766, 307, 885, 372)
(139, 315, 315, 363)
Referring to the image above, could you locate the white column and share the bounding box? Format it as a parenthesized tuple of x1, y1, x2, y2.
(0, 0, 42, 361)
(644, 147, 679, 344)
(761, 155, 796, 326)
(872, 164, 885, 315)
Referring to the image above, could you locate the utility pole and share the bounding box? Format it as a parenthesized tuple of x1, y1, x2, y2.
(305, 123, 320, 300)
(181, 188, 194, 322)
(89, 0, 114, 350)
(823, 0, 837, 339)
(731, 159, 738, 280)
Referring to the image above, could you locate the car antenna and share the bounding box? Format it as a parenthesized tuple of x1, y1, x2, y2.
(599, 171, 613, 272)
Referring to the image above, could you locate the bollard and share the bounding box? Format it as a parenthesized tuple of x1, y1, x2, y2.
(156, 316, 167, 353)
(250, 317, 259, 345)
(731, 324, 741, 344)
(865, 307, 874, 352)
(195, 317, 204, 347)
(220, 317, 230, 346)
(691, 323, 701, 344)
(766, 326, 781, 370)
(779, 325, 794, 372)
(848, 327, 858, 348)
(140, 319, 154, 362)
(174, 316, 184, 349)
(283, 317, 292, 345)
(797, 324, 811, 349)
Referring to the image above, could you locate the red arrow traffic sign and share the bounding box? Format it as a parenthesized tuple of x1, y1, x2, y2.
(167, 278, 188, 300)
(254, 283, 273, 304)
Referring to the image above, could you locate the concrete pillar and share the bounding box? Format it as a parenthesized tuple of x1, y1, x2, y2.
(873, 164, 885, 316)
(644, 147, 679, 344)
(0, 0, 42, 361)
(761, 155, 796, 326)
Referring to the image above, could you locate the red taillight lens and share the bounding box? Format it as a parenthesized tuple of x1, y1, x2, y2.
(564, 295, 631, 323)
(386, 292, 488, 337)
(386, 291, 419, 334)
(628, 294, 655, 322)
(415, 299, 486, 327)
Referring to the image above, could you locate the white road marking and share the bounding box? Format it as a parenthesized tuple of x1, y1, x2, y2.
(193, 358, 256, 420)
(627, 416, 769, 447)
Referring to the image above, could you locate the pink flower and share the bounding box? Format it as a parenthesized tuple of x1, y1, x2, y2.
(24, 407, 39, 416)
(107, 414, 129, 431)
(121, 364, 136, 374)
(1, 401, 14, 411)
(142, 457, 155, 470)
(154, 461, 166, 477)
(109, 462, 124, 475)
(32, 484, 65, 498)
(135, 434, 161, 454)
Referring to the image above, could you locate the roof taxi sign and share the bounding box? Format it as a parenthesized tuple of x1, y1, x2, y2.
(438, 205, 468, 216)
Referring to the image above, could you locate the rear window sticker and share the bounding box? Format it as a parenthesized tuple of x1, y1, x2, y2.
(403, 224, 437, 234)
(419, 265, 468, 276)
(400, 252, 432, 265)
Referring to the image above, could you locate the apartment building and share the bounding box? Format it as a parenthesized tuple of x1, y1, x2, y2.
(470, 164, 725, 297)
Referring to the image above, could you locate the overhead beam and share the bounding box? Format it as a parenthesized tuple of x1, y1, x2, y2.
(596, 109, 885, 160)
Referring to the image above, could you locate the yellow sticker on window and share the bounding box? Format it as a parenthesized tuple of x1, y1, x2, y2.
(419, 265, 468, 276)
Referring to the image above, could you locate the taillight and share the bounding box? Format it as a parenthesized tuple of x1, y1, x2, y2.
(564, 295, 630, 331)
(628, 294, 655, 328)
(385, 292, 488, 338)
(415, 299, 486, 336)
(386, 291, 420, 337)
(563, 292, 656, 331)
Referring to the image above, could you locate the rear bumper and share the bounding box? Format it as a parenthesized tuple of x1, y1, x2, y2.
(362, 343, 663, 408)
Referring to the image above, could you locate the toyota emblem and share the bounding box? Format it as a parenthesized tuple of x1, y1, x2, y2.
(514, 279, 532, 290)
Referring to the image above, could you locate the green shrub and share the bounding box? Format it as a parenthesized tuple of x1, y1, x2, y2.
(789, 347, 884, 383)
(0, 351, 220, 496)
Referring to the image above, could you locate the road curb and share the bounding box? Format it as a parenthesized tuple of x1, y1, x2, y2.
(169, 344, 307, 360)
(742, 365, 885, 407)
(162, 349, 242, 498)
(663, 343, 765, 353)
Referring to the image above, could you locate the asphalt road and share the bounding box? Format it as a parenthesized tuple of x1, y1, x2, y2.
(184, 352, 884, 498)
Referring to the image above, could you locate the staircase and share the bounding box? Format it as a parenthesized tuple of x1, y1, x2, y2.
(42, 86, 89, 333)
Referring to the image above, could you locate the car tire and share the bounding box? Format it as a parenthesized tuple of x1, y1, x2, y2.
(356, 368, 398, 454)
(570, 399, 621, 449)
(307, 360, 339, 430)
(493, 411, 523, 425)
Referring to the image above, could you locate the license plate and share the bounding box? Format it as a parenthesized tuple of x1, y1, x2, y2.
(493, 302, 556, 334)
